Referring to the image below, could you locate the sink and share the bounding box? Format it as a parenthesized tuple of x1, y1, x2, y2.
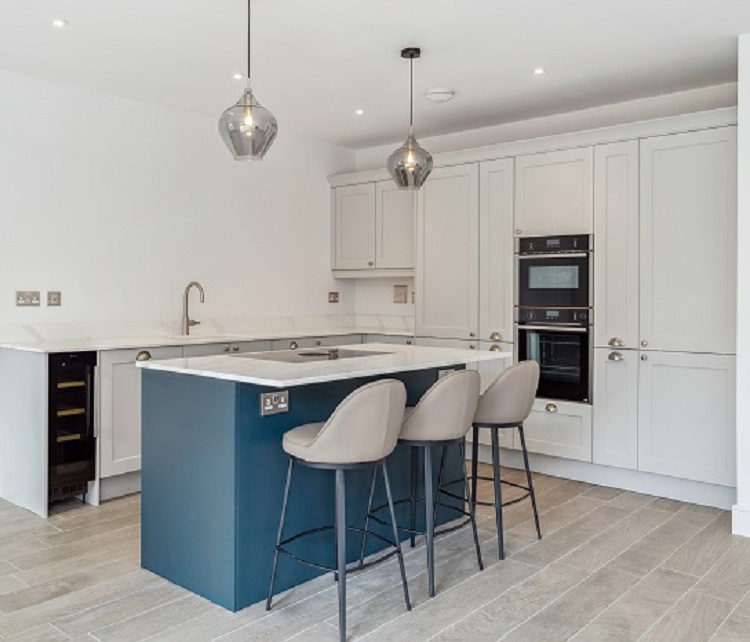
(232, 348, 392, 363)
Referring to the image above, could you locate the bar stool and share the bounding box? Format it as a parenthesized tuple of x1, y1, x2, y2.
(471, 360, 541, 560)
(361, 369, 482, 598)
(265, 379, 411, 642)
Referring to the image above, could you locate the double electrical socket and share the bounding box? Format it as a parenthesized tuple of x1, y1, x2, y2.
(260, 390, 289, 416)
(393, 285, 408, 304)
(16, 291, 62, 307)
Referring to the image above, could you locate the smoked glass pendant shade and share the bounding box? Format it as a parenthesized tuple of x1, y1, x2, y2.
(387, 133, 433, 189)
(219, 88, 278, 161)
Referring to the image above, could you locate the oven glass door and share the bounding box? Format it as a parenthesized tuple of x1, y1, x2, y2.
(517, 326, 589, 402)
(518, 256, 589, 309)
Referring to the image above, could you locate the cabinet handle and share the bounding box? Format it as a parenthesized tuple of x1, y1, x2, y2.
(515, 229, 522, 235)
(368, 261, 374, 267)
(469, 344, 476, 349)
(608, 351, 624, 361)
(315, 340, 322, 346)
(232, 346, 239, 352)
(406, 339, 412, 345)
(545, 403, 558, 413)
(136, 350, 152, 362)
(490, 344, 501, 352)
(224, 346, 230, 352)
(608, 337, 624, 347)
(289, 341, 298, 350)
(641, 340, 648, 347)
(490, 331, 502, 341)
(469, 332, 476, 338)
(641, 354, 648, 361)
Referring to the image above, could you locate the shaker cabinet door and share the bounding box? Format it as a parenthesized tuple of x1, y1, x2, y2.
(333, 184, 376, 269)
(376, 181, 415, 269)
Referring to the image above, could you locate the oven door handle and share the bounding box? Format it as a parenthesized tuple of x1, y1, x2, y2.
(517, 252, 589, 260)
(516, 325, 588, 333)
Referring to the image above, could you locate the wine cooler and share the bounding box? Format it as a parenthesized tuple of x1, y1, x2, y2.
(48, 352, 97, 502)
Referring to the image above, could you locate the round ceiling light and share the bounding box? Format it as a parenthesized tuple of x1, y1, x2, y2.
(534, 67, 545, 75)
(355, 109, 365, 116)
(52, 19, 69, 29)
(425, 88, 455, 103)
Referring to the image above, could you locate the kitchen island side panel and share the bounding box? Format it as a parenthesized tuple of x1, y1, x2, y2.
(141, 369, 239, 609)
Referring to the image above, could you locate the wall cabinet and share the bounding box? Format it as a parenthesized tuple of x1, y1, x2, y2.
(98, 346, 182, 478)
(523, 399, 592, 462)
(479, 159, 514, 344)
(639, 127, 737, 354)
(638, 351, 736, 486)
(592, 347, 638, 470)
(416, 163, 479, 340)
(332, 181, 414, 273)
(593, 141, 640, 350)
(514, 147, 593, 236)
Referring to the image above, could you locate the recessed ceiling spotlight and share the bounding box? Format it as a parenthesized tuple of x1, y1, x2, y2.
(52, 18, 69, 29)
(355, 109, 365, 116)
(534, 67, 545, 75)
(425, 88, 455, 103)
(232, 73, 243, 80)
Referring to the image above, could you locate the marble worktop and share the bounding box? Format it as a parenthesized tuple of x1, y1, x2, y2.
(137, 343, 511, 388)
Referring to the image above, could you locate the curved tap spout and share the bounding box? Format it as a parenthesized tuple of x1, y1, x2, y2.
(182, 281, 205, 335)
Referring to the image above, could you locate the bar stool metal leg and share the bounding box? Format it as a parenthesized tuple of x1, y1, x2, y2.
(459, 439, 484, 571)
(358, 467, 379, 567)
(266, 458, 295, 611)
(410, 446, 418, 548)
(490, 429, 505, 560)
(382, 461, 412, 611)
(470, 425, 479, 518)
(434, 445, 447, 524)
(424, 446, 435, 598)
(518, 425, 542, 540)
(335, 469, 347, 642)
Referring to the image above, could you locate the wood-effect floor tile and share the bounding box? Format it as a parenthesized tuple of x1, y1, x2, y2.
(639, 590, 734, 642)
(693, 535, 750, 604)
(711, 613, 750, 641)
(662, 512, 733, 577)
(4, 623, 70, 641)
(733, 588, 750, 620)
(571, 567, 696, 642)
(584, 486, 624, 501)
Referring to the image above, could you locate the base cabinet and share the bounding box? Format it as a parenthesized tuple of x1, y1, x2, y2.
(523, 399, 592, 462)
(182, 341, 271, 358)
(472, 341, 514, 448)
(638, 351, 736, 487)
(592, 348, 638, 470)
(98, 346, 182, 478)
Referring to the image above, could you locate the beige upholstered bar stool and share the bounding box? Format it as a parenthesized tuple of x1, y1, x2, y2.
(471, 360, 541, 560)
(362, 369, 482, 598)
(266, 379, 410, 642)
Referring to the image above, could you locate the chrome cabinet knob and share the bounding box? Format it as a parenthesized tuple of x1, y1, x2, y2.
(641, 354, 648, 361)
(232, 346, 239, 352)
(469, 332, 476, 338)
(515, 229, 522, 235)
(315, 340, 322, 346)
(490, 331, 502, 341)
(289, 341, 298, 350)
(136, 350, 152, 361)
(545, 403, 558, 413)
(224, 345, 230, 352)
(641, 340, 648, 347)
(368, 261, 374, 267)
(490, 344, 501, 352)
(469, 344, 476, 349)
(608, 337, 624, 347)
(608, 351, 624, 361)
(406, 339, 412, 345)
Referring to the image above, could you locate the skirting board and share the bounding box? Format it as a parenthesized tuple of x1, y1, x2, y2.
(732, 504, 750, 537)
(475, 444, 736, 511)
(100, 471, 141, 502)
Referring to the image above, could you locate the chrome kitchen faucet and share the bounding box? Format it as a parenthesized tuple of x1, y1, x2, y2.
(182, 281, 205, 335)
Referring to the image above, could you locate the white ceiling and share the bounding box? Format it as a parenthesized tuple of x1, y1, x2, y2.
(1, 0, 749, 149)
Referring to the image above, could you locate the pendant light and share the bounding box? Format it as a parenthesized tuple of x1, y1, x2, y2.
(387, 47, 433, 189)
(218, 0, 278, 160)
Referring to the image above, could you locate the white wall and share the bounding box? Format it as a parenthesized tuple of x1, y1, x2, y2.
(355, 83, 737, 170)
(0, 69, 356, 331)
(735, 38, 750, 537)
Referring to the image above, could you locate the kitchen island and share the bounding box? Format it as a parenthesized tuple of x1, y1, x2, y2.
(137, 343, 510, 611)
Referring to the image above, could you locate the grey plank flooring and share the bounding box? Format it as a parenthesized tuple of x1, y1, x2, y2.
(0, 466, 743, 641)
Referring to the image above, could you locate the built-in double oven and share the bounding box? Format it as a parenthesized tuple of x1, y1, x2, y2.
(515, 234, 593, 403)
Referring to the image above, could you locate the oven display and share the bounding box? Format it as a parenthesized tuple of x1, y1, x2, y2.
(545, 310, 560, 319)
(529, 265, 579, 289)
(546, 238, 561, 248)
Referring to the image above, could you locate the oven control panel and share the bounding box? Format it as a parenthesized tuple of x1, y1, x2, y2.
(517, 234, 591, 255)
(516, 307, 590, 325)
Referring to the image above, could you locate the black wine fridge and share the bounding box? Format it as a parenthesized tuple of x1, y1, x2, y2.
(48, 352, 97, 502)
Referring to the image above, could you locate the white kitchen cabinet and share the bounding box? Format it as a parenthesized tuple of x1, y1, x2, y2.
(331, 181, 414, 273)
(514, 147, 593, 236)
(312, 334, 363, 347)
(182, 340, 271, 358)
(376, 181, 415, 269)
(479, 158, 514, 344)
(639, 127, 737, 354)
(98, 346, 182, 478)
(593, 141, 640, 350)
(416, 163, 479, 340)
(638, 351, 736, 486)
(592, 347, 638, 470)
(271, 337, 316, 351)
(333, 183, 376, 270)
(363, 334, 414, 345)
(523, 399, 592, 462)
(470, 340, 515, 449)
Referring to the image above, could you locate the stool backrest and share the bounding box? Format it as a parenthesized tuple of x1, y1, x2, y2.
(474, 360, 540, 425)
(401, 369, 481, 442)
(304, 379, 407, 464)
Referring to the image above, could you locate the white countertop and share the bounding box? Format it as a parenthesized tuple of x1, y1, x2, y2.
(136, 343, 512, 388)
(0, 328, 410, 354)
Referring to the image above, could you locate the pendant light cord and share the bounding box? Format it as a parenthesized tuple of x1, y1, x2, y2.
(409, 57, 414, 136)
(247, 0, 252, 88)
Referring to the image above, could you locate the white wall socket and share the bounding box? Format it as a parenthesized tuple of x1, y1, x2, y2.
(47, 291, 62, 306)
(393, 284, 408, 304)
(16, 291, 40, 307)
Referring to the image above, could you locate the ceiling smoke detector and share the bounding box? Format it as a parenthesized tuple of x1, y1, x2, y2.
(425, 88, 455, 103)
